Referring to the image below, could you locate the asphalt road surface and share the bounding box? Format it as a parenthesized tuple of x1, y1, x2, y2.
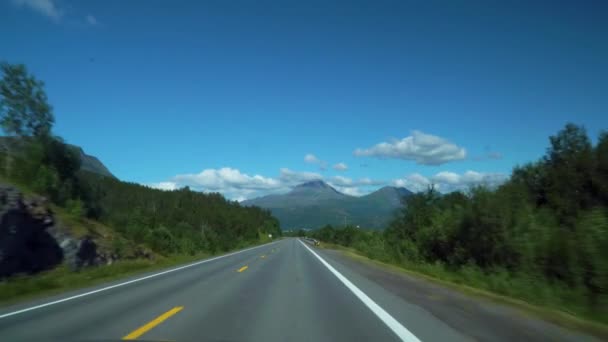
(0, 238, 598, 342)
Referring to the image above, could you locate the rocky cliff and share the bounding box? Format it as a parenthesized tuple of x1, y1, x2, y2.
(0, 185, 120, 278)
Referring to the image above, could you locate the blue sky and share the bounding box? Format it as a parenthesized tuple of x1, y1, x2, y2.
(1, 0, 607, 200)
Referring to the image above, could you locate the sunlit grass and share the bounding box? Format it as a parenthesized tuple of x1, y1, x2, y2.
(0, 238, 272, 307)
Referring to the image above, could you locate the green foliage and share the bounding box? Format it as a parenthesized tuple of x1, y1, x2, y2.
(0, 254, 212, 306)
(311, 123, 608, 323)
(76, 172, 281, 255)
(0, 62, 54, 137)
(0, 62, 281, 259)
(65, 198, 85, 218)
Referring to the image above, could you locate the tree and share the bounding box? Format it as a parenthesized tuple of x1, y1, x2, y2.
(544, 123, 594, 224)
(594, 131, 608, 205)
(0, 62, 54, 137)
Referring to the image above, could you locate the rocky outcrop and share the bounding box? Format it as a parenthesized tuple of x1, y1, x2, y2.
(0, 185, 114, 278)
(0, 186, 62, 278)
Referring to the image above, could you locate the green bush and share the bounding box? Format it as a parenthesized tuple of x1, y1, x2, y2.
(311, 124, 608, 324)
(65, 198, 84, 218)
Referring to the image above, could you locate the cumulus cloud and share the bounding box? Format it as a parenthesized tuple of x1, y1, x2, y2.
(86, 14, 97, 25)
(304, 153, 328, 171)
(148, 166, 390, 200)
(152, 167, 327, 200)
(328, 176, 385, 188)
(279, 168, 323, 186)
(148, 182, 178, 191)
(12, 0, 62, 20)
(326, 176, 385, 197)
(393, 170, 508, 193)
(333, 162, 348, 171)
(304, 154, 320, 164)
(333, 186, 364, 197)
(354, 131, 466, 165)
(432, 171, 460, 184)
(325, 176, 386, 197)
(393, 173, 432, 192)
(173, 167, 281, 191)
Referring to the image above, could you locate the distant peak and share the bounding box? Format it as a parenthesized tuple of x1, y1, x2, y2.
(367, 185, 413, 196)
(295, 180, 328, 189)
(290, 180, 343, 195)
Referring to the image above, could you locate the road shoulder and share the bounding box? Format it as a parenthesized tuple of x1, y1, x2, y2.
(315, 244, 605, 341)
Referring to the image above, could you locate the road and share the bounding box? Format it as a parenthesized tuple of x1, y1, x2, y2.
(0, 238, 597, 341)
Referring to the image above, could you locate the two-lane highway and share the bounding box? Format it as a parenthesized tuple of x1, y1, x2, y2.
(0, 238, 597, 341)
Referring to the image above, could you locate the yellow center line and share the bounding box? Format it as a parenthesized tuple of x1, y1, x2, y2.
(122, 306, 183, 340)
(237, 265, 248, 272)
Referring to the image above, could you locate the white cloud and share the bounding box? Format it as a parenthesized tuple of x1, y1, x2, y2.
(149, 166, 391, 201)
(173, 167, 281, 191)
(12, 0, 62, 21)
(148, 182, 178, 191)
(354, 131, 466, 165)
(333, 186, 364, 197)
(156, 167, 286, 201)
(154, 167, 325, 200)
(328, 176, 385, 188)
(333, 162, 348, 171)
(304, 154, 320, 164)
(279, 168, 323, 185)
(432, 171, 460, 184)
(393, 173, 432, 192)
(304, 153, 329, 171)
(394, 170, 507, 193)
(328, 175, 353, 187)
(86, 14, 97, 25)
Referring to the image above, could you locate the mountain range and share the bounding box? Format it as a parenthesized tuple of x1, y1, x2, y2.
(0, 137, 412, 230)
(0, 136, 115, 178)
(242, 180, 412, 230)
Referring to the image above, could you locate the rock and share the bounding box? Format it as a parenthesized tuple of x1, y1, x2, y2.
(46, 225, 79, 269)
(0, 185, 127, 277)
(23, 196, 53, 225)
(74, 236, 98, 269)
(0, 185, 63, 278)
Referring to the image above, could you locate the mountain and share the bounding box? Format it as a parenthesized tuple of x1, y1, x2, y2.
(242, 181, 412, 229)
(249, 180, 347, 208)
(0, 136, 115, 178)
(71, 146, 114, 178)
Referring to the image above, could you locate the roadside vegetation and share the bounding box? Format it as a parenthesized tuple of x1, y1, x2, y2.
(308, 123, 608, 325)
(0, 256, 192, 306)
(0, 61, 281, 296)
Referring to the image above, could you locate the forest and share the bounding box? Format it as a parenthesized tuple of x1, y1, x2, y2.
(308, 123, 608, 323)
(0, 62, 281, 257)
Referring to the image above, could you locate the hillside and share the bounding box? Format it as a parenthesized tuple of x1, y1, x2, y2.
(72, 146, 114, 178)
(0, 136, 114, 178)
(242, 181, 412, 229)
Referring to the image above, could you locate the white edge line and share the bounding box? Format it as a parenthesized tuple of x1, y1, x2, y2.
(299, 240, 421, 342)
(0, 241, 277, 319)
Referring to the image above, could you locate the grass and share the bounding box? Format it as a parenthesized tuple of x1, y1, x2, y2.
(0, 177, 279, 308)
(0, 239, 273, 308)
(319, 242, 608, 340)
(0, 254, 204, 307)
